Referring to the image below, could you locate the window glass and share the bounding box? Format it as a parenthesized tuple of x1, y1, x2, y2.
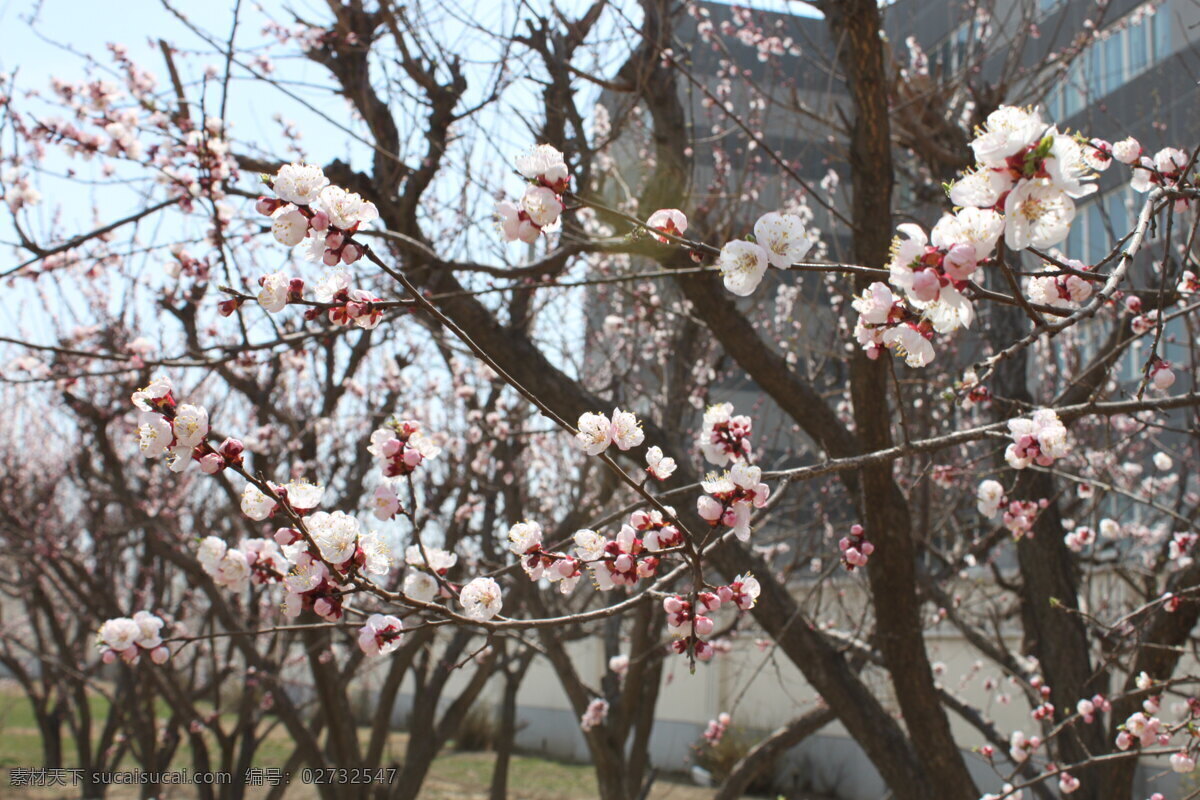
(1128, 17, 1148, 74)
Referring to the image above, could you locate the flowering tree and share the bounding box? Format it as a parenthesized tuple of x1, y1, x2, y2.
(2, 1, 1199, 800)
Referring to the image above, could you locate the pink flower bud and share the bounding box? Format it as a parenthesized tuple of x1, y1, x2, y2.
(910, 268, 941, 303)
(1153, 368, 1176, 390)
(614, 553, 634, 573)
(314, 598, 333, 617)
(697, 496, 723, 522)
(942, 243, 978, 279)
(199, 453, 225, 474)
(341, 243, 363, 264)
(322, 249, 341, 266)
(255, 196, 281, 216)
(717, 585, 734, 604)
(694, 640, 715, 661)
(102, 650, 117, 664)
(309, 211, 330, 231)
(663, 596, 683, 614)
(694, 616, 715, 637)
(150, 646, 170, 665)
(274, 527, 300, 546)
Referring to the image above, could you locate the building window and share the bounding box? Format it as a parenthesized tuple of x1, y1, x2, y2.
(1048, 7, 1172, 122)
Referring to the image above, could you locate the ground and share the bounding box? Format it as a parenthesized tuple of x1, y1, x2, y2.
(0, 682, 766, 799)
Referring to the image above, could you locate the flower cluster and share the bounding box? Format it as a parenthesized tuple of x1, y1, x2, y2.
(848, 106, 1185, 370)
(953, 107, 1095, 247)
(255, 267, 384, 329)
(580, 698, 609, 732)
(97, 612, 169, 665)
(1001, 499, 1044, 540)
(259, 163, 378, 264)
(133, 377, 241, 475)
(197, 535, 287, 588)
(240, 479, 325, 521)
(575, 408, 644, 455)
(1005, 409, 1070, 470)
(697, 463, 769, 542)
(1115, 710, 1167, 751)
(698, 402, 753, 466)
(703, 712, 732, 747)
(664, 594, 718, 661)
(497, 145, 569, 243)
(368, 419, 442, 478)
(663, 574, 760, 663)
(1129, 144, 1192, 211)
(573, 527, 660, 590)
(716, 211, 816, 296)
(1025, 258, 1094, 309)
(839, 524, 874, 570)
(507, 521, 581, 594)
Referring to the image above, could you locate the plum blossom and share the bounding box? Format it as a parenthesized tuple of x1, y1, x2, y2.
(977, 479, 1005, 517)
(699, 402, 753, 466)
(460, 577, 503, 620)
(576, 411, 612, 455)
(645, 446, 677, 480)
(404, 571, 438, 603)
(1170, 751, 1196, 773)
(515, 144, 569, 192)
(257, 271, 291, 312)
(507, 521, 544, 555)
(373, 482, 401, 520)
(718, 240, 769, 296)
(881, 324, 935, 368)
(316, 185, 379, 230)
(969, 106, 1046, 168)
(271, 207, 309, 247)
(305, 510, 361, 565)
(646, 208, 688, 242)
(358, 614, 404, 656)
(725, 573, 760, 610)
(241, 484, 279, 521)
(131, 376, 174, 413)
(520, 185, 564, 229)
(1112, 137, 1142, 165)
(753, 211, 815, 268)
(497, 200, 539, 243)
(1004, 179, 1075, 250)
(272, 163, 329, 205)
